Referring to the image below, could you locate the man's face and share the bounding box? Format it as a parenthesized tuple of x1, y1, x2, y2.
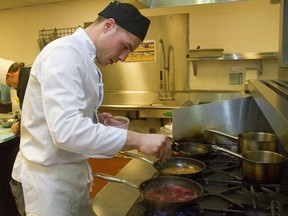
(96, 25, 142, 66)
(6, 72, 18, 89)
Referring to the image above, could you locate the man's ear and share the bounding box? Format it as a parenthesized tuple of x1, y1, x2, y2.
(104, 18, 116, 32)
(6, 73, 12, 78)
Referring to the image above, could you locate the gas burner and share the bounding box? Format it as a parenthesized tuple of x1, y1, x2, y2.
(141, 209, 198, 216)
(131, 199, 199, 216)
(126, 145, 288, 216)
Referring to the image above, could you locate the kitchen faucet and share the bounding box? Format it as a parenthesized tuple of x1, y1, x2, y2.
(159, 39, 174, 100)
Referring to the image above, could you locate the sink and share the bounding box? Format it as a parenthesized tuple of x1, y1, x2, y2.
(149, 103, 164, 107)
(181, 100, 194, 107)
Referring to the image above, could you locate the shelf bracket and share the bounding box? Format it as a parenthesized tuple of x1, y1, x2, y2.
(192, 61, 197, 76)
(259, 60, 263, 75)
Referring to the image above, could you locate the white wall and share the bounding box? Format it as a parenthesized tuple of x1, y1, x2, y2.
(0, 0, 111, 65)
(0, 0, 280, 90)
(184, 0, 280, 90)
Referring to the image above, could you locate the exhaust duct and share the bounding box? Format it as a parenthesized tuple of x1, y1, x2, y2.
(136, 0, 244, 8)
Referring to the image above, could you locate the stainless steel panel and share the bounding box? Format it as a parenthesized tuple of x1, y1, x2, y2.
(99, 14, 188, 93)
(248, 79, 288, 154)
(101, 91, 246, 107)
(137, 0, 243, 8)
(139, 108, 173, 118)
(172, 96, 274, 141)
(280, 0, 288, 68)
(100, 91, 247, 119)
(90, 153, 156, 216)
(279, 0, 288, 79)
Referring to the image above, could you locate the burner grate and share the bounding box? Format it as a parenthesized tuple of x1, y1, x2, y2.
(126, 152, 288, 216)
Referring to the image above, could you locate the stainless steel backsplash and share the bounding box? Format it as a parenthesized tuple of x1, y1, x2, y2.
(97, 14, 189, 93)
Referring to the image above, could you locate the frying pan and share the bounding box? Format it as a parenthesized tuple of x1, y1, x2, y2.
(207, 129, 278, 153)
(92, 173, 203, 210)
(173, 141, 212, 158)
(120, 151, 206, 178)
(212, 145, 286, 184)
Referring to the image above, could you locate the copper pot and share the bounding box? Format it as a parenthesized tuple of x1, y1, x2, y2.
(213, 145, 286, 184)
(207, 129, 278, 153)
(92, 174, 203, 210)
(119, 151, 206, 178)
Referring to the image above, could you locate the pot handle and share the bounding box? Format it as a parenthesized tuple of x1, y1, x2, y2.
(119, 151, 154, 165)
(92, 173, 139, 189)
(212, 145, 243, 159)
(206, 129, 238, 140)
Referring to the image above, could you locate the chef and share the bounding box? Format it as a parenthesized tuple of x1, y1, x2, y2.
(6, 62, 31, 134)
(0, 58, 14, 101)
(0, 57, 14, 85)
(11, 1, 171, 216)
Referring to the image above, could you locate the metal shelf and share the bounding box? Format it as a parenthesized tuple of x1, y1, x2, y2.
(187, 52, 278, 76)
(37, 26, 80, 50)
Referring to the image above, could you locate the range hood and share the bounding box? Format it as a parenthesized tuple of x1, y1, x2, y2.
(136, 0, 243, 8)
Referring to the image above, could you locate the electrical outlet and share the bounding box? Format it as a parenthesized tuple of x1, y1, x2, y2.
(229, 67, 244, 85)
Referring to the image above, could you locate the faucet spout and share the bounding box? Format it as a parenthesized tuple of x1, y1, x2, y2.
(159, 39, 167, 70)
(158, 39, 174, 101)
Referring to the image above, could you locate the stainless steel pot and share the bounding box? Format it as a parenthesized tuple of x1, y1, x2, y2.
(119, 151, 206, 178)
(212, 145, 286, 184)
(92, 174, 203, 210)
(207, 129, 278, 153)
(173, 141, 212, 158)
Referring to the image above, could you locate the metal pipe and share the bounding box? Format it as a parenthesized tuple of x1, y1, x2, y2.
(159, 39, 174, 100)
(159, 39, 167, 70)
(159, 39, 167, 98)
(167, 45, 175, 98)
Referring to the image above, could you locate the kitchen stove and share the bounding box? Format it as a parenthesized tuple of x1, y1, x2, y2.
(126, 144, 288, 216)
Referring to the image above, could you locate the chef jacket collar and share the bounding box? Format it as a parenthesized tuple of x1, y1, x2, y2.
(73, 27, 96, 61)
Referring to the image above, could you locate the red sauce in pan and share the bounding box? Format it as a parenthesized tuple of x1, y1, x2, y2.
(145, 185, 197, 202)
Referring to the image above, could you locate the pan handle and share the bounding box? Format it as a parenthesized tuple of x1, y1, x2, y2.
(119, 151, 154, 165)
(212, 145, 243, 159)
(92, 173, 139, 189)
(206, 129, 238, 140)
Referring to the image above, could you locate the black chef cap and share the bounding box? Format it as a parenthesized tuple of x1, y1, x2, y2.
(98, 1, 150, 41)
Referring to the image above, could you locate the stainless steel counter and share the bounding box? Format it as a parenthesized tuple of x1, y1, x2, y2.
(99, 104, 177, 119)
(99, 90, 247, 119)
(100, 91, 247, 110)
(77, 152, 156, 216)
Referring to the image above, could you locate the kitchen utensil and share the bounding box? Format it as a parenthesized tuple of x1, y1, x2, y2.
(207, 129, 278, 153)
(212, 145, 286, 184)
(119, 151, 206, 178)
(92, 174, 203, 210)
(173, 141, 212, 158)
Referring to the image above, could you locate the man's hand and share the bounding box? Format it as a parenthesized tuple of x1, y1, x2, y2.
(11, 121, 20, 135)
(97, 112, 113, 124)
(123, 132, 171, 162)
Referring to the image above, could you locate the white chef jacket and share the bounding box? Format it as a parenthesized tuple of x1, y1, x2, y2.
(0, 57, 14, 85)
(11, 27, 127, 215)
(20, 27, 127, 165)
